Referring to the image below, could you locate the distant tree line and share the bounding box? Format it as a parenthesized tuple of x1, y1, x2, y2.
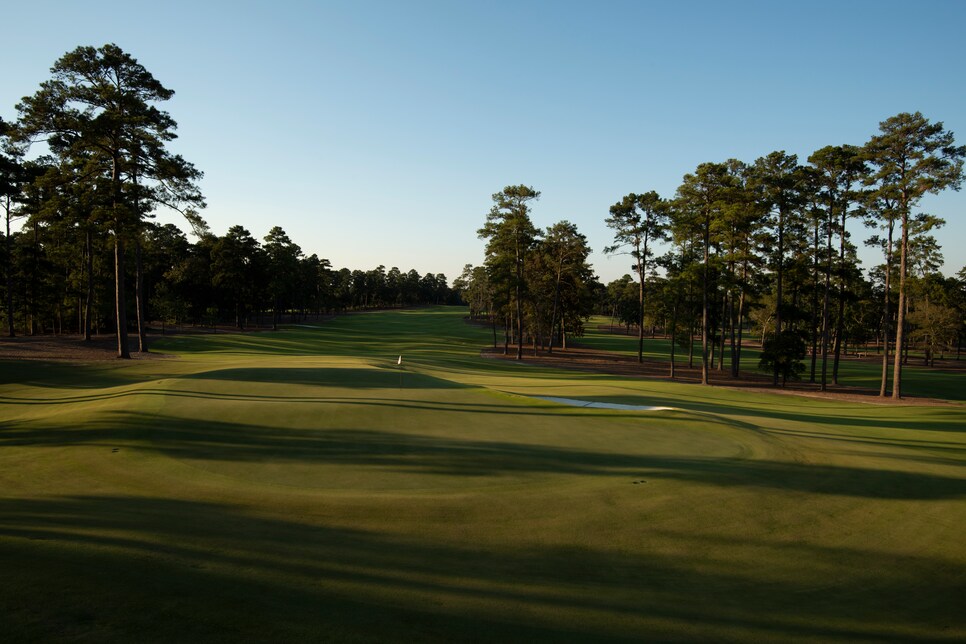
(0, 44, 458, 357)
(463, 112, 965, 400)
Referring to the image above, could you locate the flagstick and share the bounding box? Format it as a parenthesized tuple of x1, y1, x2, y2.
(397, 355, 403, 389)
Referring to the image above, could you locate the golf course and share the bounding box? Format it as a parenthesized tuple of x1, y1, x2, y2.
(2, 306, 965, 642)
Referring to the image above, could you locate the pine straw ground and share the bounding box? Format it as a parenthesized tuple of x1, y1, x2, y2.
(0, 334, 172, 362)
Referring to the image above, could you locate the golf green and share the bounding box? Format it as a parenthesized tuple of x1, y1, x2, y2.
(1, 307, 964, 642)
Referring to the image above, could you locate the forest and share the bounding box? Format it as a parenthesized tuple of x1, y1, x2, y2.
(2, 45, 965, 400)
(464, 113, 965, 400)
(0, 45, 460, 359)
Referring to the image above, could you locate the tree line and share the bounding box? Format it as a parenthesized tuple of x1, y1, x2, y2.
(0, 44, 458, 357)
(3, 46, 964, 400)
(461, 112, 965, 400)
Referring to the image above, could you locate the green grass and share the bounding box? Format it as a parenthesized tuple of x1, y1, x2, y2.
(1, 307, 965, 642)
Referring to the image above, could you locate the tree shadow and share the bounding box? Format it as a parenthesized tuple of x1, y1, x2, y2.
(0, 494, 961, 642)
(181, 366, 469, 389)
(3, 410, 965, 500)
(584, 393, 966, 434)
(0, 359, 160, 390)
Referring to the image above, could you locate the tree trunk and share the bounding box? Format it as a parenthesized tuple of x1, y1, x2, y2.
(5, 200, 16, 338)
(669, 297, 677, 379)
(732, 258, 748, 378)
(718, 289, 727, 372)
(84, 229, 93, 341)
(688, 320, 695, 369)
(879, 220, 894, 397)
(810, 217, 820, 383)
(515, 271, 523, 362)
(891, 205, 908, 400)
(637, 283, 645, 363)
(547, 264, 562, 354)
(820, 216, 832, 391)
(701, 216, 710, 385)
(728, 290, 737, 378)
(135, 239, 148, 352)
(637, 237, 647, 364)
(29, 223, 39, 336)
(832, 206, 847, 384)
(774, 207, 785, 386)
(503, 311, 509, 356)
(115, 234, 131, 359)
(111, 151, 131, 359)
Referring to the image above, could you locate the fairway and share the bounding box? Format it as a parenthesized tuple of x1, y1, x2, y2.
(2, 307, 965, 642)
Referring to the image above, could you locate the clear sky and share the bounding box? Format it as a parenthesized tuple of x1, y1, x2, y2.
(2, 1, 965, 285)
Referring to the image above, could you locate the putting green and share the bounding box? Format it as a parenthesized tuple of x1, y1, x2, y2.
(1, 307, 964, 642)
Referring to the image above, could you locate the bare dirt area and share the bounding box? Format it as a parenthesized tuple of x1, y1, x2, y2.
(481, 343, 959, 407)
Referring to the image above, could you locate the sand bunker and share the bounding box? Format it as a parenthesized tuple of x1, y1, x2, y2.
(533, 396, 675, 411)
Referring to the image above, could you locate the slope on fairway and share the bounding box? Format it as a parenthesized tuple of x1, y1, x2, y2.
(1, 307, 965, 643)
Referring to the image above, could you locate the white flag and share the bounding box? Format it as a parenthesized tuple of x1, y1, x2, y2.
(397, 355, 402, 365)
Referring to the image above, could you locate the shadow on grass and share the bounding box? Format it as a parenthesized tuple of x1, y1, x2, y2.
(0, 365, 478, 405)
(0, 494, 962, 642)
(0, 360, 160, 390)
(586, 392, 966, 434)
(3, 411, 965, 501)
(181, 367, 469, 389)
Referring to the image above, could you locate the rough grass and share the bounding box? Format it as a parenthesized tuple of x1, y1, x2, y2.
(1, 307, 964, 642)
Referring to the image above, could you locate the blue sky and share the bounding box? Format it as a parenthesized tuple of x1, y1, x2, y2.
(2, 1, 965, 284)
